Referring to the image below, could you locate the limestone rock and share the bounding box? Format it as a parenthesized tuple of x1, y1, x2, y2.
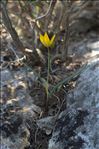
(0, 68, 41, 149)
(67, 59, 99, 109)
(48, 59, 99, 149)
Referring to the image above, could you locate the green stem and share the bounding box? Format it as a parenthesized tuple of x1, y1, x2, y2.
(46, 47, 50, 106)
(48, 48, 50, 80)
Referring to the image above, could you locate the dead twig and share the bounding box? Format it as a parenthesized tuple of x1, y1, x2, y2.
(61, 1, 91, 61)
(32, 0, 54, 33)
(61, 1, 70, 61)
(44, 0, 57, 31)
(1, 1, 25, 52)
(35, 0, 53, 21)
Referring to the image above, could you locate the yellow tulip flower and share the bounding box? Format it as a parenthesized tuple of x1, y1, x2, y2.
(40, 32, 55, 48)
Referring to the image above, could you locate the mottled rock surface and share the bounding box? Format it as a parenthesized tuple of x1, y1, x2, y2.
(67, 59, 99, 109)
(0, 68, 41, 149)
(48, 59, 99, 149)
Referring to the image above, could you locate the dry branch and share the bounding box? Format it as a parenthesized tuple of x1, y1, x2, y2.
(44, 0, 57, 31)
(1, 1, 25, 52)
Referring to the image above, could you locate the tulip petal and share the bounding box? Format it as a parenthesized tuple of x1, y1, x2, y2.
(40, 34, 47, 47)
(50, 34, 55, 46)
(44, 32, 51, 47)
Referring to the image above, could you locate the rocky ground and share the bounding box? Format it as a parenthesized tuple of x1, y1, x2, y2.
(1, 1, 99, 149)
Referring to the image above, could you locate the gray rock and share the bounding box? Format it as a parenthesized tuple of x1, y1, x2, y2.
(67, 59, 99, 109)
(0, 68, 41, 149)
(1, 125, 30, 149)
(49, 107, 99, 149)
(48, 59, 99, 149)
(37, 116, 56, 135)
(1, 69, 13, 85)
(69, 39, 99, 60)
(87, 41, 99, 51)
